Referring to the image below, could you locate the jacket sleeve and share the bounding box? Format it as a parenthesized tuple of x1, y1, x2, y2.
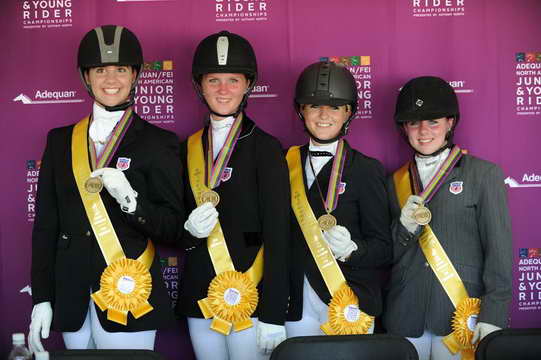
(476, 164, 512, 328)
(124, 131, 185, 245)
(31, 129, 60, 305)
(345, 159, 392, 268)
(256, 135, 291, 325)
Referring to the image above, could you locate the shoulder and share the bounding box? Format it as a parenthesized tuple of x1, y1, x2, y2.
(45, 123, 76, 145)
(461, 154, 504, 178)
(347, 146, 386, 176)
(243, 117, 284, 152)
(134, 113, 180, 144)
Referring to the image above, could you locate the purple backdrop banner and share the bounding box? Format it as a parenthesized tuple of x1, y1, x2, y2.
(1, 0, 541, 357)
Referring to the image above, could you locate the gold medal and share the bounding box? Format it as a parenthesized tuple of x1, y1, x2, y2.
(413, 205, 432, 225)
(200, 190, 220, 207)
(318, 213, 337, 231)
(85, 176, 103, 193)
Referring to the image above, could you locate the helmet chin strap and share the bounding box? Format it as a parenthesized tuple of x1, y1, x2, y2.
(100, 98, 134, 112)
(300, 112, 352, 145)
(413, 141, 453, 157)
(306, 129, 343, 144)
(84, 67, 141, 112)
(208, 95, 247, 119)
(196, 81, 252, 120)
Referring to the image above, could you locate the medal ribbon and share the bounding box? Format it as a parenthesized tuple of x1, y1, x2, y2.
(310, 139, 347, 213)
(187, 127, 263, 335)
(410, 146, 464, 202)
(72, 116, 154, 325)
(207, 114, 243, 189)
(394, 162, 478, 360)
(287, 146, 373, 335)
(88, 107, 134, 171)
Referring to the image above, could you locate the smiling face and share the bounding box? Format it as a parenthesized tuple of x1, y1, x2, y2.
(403, 117, 454, 155)
(301, 104, 351, 144)
(200, 73, 250, 120)
(84, 65, 136, 108)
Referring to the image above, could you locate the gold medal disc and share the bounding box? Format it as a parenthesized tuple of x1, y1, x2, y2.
(200, 190, 220, 207)
(85, 176, 103, 193)
(413, 205, 432, 225)
(318, 214, 337, 231)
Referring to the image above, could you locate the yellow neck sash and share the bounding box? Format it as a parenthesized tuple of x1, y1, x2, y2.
(393, 162, 480, 360)
(72, 116, 154, 326)
(286, 146, 373, 335)
(187, 127, 263, 335)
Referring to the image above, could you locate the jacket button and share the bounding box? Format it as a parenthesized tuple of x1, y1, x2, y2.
(138, 217, 146, 224)
(424, 262, 430, 267)
(86, 231, 91, 237)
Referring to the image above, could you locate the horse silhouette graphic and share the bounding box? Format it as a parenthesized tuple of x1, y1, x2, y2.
(504, 176, 541, 188)
(13, 93, 33, 104)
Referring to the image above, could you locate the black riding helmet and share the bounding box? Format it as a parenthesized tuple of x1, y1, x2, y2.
(294, 61, 358, 144)
(192, 30, 257, 118)
(395, 76, 460, 156)
(78, 25, 143, 112)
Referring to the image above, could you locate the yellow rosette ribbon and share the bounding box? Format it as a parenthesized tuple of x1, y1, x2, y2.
(91, 258, 154, 326)
(321, 284, 374, 335)
(198, 271, 259, 335)
(443, 297, 481, 360)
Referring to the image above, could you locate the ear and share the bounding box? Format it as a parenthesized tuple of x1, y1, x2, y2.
(447, 117, 455, 130)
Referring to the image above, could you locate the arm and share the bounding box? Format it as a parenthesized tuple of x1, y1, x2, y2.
(29, 129, 59, 353)
(345, 159, 392, 268)
(124, 131, 185, 245)
(476, 164, 512, 328)
(256, 136, 291, 326)
(31, 129, 59, 305)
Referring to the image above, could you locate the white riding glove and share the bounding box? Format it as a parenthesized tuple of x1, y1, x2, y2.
(256, 321, 286, 354)
(323, 225, 358, 262)
(400, 195, 423, 234)
(184, 202, 219, 239)
(28, 302, 52, 354)
(472, 322, 501, 344)
(91, 168, 138, 213)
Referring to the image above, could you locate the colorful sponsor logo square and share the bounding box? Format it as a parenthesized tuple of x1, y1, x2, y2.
(319, 57, 330, 62)
(27, 160, 36, 170)
(360, 56, 371, 66)
(163, 60, 173, 70)
(528, 248, 541, 258)
(536, 53, 541, 63)
(526, 53, 536, 63)
(350, 56, 360, 66)
(152, 61, 163, 71)
(516, 53, 525, 62)
(519, 248, 528, 258)
(26, 160, 41, 170)
(340, 56, 352, 66)
(329, 56, 340, 64)
(168, 257, 178, 266)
